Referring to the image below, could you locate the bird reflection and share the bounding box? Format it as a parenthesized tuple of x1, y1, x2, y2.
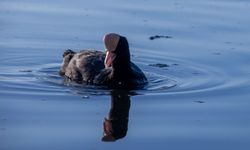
(102, 90, 131, 142)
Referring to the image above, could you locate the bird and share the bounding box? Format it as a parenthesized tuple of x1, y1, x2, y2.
(59, 33, 147, 89)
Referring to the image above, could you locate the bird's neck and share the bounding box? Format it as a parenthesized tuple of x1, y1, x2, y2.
(111, 62, 131, 81)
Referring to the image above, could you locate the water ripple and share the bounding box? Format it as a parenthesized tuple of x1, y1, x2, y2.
(0, 55, 238, 97)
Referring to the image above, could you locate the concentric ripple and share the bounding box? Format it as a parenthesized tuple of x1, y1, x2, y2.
(134, 56, 229, 95)
(0, 55, 231, 97)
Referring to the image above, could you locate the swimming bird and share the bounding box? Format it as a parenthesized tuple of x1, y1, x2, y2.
(59, 33, 147, 89)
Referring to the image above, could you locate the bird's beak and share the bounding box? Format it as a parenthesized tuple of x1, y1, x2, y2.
(104, 50, 116, 68)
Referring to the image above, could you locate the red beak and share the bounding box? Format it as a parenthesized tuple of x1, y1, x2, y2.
(104, 51, 116, 68)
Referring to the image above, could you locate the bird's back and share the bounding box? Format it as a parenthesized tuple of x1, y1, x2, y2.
(67, 50, 105, 83)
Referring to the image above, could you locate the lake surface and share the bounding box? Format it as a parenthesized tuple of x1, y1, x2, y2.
(1, 0, 250, 149)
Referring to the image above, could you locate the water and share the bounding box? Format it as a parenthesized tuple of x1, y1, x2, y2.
(1, 0, 250, 149)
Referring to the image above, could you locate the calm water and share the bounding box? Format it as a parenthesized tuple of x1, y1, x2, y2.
(1, 0, 250, 149)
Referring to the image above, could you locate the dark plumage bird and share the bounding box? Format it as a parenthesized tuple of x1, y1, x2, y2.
(59, 33, 147, 89)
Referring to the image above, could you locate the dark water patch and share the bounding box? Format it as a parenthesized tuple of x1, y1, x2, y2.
(149, 63, 169, 68)
(212, 52, 221, 55)
(193, 100, 205, 103)
(0, 128, 6, 131)
(18, 69, 33, 72)
(149, 35, 172, 40)
(192, 71, 201, 75)
(1, 117, 7, 121)
(225, 41, 232, 44)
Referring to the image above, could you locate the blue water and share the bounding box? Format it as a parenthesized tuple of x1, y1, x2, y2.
(1, 0, 250, 149)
